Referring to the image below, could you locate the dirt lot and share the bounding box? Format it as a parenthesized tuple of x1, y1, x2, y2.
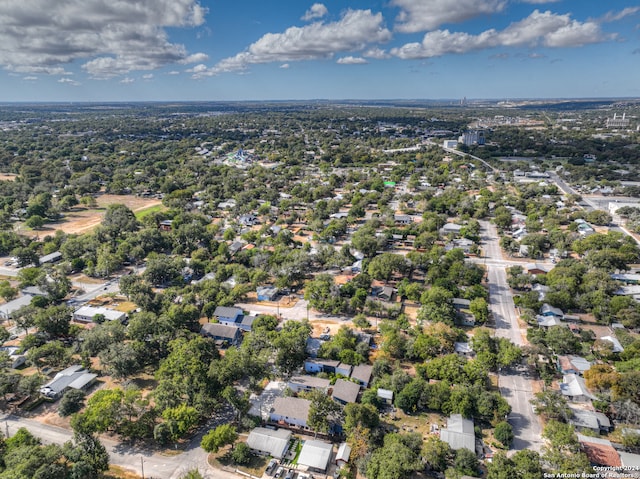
(0, 173, 17, 181)
(20, 194, 162, 236)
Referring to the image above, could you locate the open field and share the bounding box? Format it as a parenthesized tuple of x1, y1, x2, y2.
(0, 173, 17, 181)
(19, 194, 162, 236)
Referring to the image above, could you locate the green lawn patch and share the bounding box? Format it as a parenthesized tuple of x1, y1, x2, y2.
(134, 204, 166, 220)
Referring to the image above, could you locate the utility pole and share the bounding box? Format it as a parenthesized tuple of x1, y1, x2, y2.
(140, 456, 144, 479)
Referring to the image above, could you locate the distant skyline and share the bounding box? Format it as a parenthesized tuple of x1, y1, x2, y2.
(0, 0, 639, 102)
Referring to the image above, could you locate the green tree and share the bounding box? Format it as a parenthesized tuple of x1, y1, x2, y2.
(58, 389, 86, 417)
(494, 421, 514, 448)
(366, 433, 422, 479)
(454, 448, 480, 477)
(422, 435, 452, 472)
(307, 388, 342, 435)
(162, 404, 199, 440)
(231, 442, 252, 465)
(201, 424, 238, 453)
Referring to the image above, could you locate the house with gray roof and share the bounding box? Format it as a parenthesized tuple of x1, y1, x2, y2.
(246, 427, 291, 459)
(0, 295, 33, 320)
(288, 375, 330, 394)
(560, 374, 596, 402)
(270, 397, 311, 429)
(440, 414, 476, 453)
(298, 440, 333, 473)
(200, 323, 242, 347)
(213, 306, 243, 324)
(39, 365, 97, 400)
(568, 407, 612, 434)
(331, 379, 360, 405)
(350, 364, 373, 388)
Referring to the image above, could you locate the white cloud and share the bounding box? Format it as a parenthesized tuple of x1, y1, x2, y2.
(0, 0, 207, 76)
(167, 70, 180, 75)
(142, 73, 154, 79)
(58, 78, 80, 86)
(179, 52, 209, 64)
(120, 77, 135, 84)
(391, 0, 507, 33)
(279, 63, 290, 69)
(601, 7, 640, 23)
(363, 47, 389, 59)
(392, 10, 607, 59)
(198, 9, 391, 77)
(337, 56, 368, 64)
(23, 76, 38, 81)
(302, 3, 328, 21)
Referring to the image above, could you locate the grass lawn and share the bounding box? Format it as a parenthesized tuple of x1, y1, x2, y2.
(135, 204, 166, 220)
(212, 449, 270, 477)
(382, 409, 445, 438)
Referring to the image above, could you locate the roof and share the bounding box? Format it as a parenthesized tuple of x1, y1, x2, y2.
(0, 294, 33, 317)
(600, 336, 624, 353)
(350, 364, 373, 386)
(441, 414, 475, 452)
(39, 251, 62, 263)
(454, 342, 473, 354)
(336, 443, 351, 463)
(289, 375, 330, 390)
(271, 397, 311, 422)
(578, 435, 621, 467)
(40, 365, 96, 395)
(537, 316, 565, 328)
(246, 427, 291, 459)
(541, 303, 564, 317)
(526, 263, 552, 273)
(298, 440, 333, 471)
(569, 408, 610, 430)
(619, 451, 640, 468)
(240, 314, 256, 328)
(331, 379, 360, 404)
(377, 388, 393, 400)
(558, 355, 591, 373)
(200, 323, 241, 340)
(560, 374, 596, 400)
(74, 306, 125, 322)
(213, 306, 243, 319)
(452, 298, 471, 308)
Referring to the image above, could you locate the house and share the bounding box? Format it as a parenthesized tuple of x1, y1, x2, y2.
(440, 414, 476, 453)
(331, 379, 360, 405)
(611, 273, 640, 284)
(569, 408, 612, 434)
(0, 346, 26, 368)
(440, 223, 462, 235)
(200, 323, 242, 347)
(557, 355, 591, 375)
(288, 375, 330, 394)
(270, 397, 311, 428)
(305, 359, 340, 374)
(452, 298, 471, 311)
(256, 286, 279, 301)
(158, 220, 173, 231)
(335, 363, 353, 377)
(213, 306, 243, 324)
(39, 365, 97, 400)
(246, 427, 291, 459)
(238, 314, 256, 332)
(73, 306, 126, 323)
(446, 238, 474, 254)
(454, 342, 474, 357)
(377, 388, 394, 405)
(350, 364, 373, 388)
(525, 263, 552, 276)
(298, 440, 333, 473)
(39, 251, 62, 264)
(20, 286, 47, 296)
(537, 316, 565, 328)
(0, 295, 34, 320)
(577, 434, 622, 468)
(540, 303, 564, 318)
(229, 241, 244, 255)
(336, 442, 351, 468)
(532, 284, 550, 301)
(600, 335, 625, 353)
(373, 286, 395, 302)
(394, 214, 413, 225)
(560, 374, 596, 402)
(239, 214, 258, 226)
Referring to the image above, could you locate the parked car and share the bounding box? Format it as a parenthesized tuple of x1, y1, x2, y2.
(274, 467, 284, 478)
(266, 459, 277, 475)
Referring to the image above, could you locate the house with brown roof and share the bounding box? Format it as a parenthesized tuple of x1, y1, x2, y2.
(578, 434, 621, 468)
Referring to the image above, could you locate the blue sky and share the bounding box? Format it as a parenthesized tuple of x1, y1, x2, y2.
(0, 0, 639, 101)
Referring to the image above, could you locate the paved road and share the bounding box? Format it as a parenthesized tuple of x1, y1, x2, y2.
(479, 221, 543, 452)
(2, 413, 229, 479)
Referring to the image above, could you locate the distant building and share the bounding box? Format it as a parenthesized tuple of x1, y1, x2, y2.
(298, 440, 333, 473)
(39, 365, 97, 400)
(256, 286, 279, 301)
(39, 251, 62, 264)
(606, 113, 630, 129)
(443, 140, 458, 149)
(288, 375, 330, 394)
(336, 443, 351, 468)
(331, 379, 360, 405)
(458, 130, 485, 146)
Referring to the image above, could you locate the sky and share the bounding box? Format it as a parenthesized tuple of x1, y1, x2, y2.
(0, 0, 639, 102)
